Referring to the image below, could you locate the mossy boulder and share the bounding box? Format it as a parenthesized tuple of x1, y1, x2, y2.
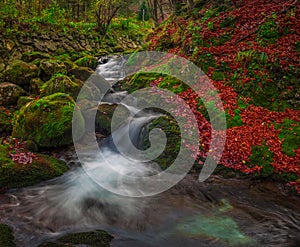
(38, 230, 114, 247)
(40, 59, 67, 76)
(3, 60, 39, 85)
(0, 224, 15, 247)
(68, 66, 94, 82)
(0, 107, 14, 136)
(40, 75, 83, 99)
(0, 82, 27, 106)
(145, 115, 181, 170)
(12, 93, 85, 148)
(74, 56, 98, 70)
(0, 144, 68, 190)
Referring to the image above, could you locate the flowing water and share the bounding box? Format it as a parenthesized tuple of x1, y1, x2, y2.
(0, 56, 299, 247)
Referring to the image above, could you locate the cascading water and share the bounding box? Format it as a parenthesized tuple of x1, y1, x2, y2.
(0, 56, 299, 247)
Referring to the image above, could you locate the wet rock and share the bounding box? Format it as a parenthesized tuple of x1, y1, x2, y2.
(12, 93, 85, 148)
(0, 82, 27, 106)
(3, 60, 39, 85)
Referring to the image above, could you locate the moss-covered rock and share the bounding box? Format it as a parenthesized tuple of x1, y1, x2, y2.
(3, 60, 39, 85)
(74, 55, 98, 70)
(38, 230, 114, 247)
(40, 75, 83, 99)
(145, 115, 181, 170)
(39, 59, 67, 76)
(68, 66, 94, 82)
(0, 82, 27, 106)
(12, 93, 85, 148)
(0, 144, 68, 190)
(0, 224, 15, 247)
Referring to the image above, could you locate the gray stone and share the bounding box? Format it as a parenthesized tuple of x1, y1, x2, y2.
(0, 82, 27, 106)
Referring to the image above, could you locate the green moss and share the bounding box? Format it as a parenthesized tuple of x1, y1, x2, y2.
(38, 230, 113, 247)
(157, 76, 188, 94)
(0, 224, 15, 247)
(194, 53, 216, 73)
(74, 56, 98, 70)
(145, 115, 181, 170)
(12, 93, 85, 148)
(275, 119, 300, 157)
(248, 143, 274, 178)
(211, 71, 225, 81)
(257, 17, 280, 45)
(220, 15, 236, 28)
(39, 59, 70, 77)
(226, 109, 243, 128)
(0, 144, 68, 190)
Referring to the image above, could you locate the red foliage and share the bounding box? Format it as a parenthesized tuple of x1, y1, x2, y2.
(2, 137, 37, 165)
(147, 0, 300, 192)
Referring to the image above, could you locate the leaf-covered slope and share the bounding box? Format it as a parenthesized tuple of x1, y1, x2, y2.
(145, 0, 300, 192)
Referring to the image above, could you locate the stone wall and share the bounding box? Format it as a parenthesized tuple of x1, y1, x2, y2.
(0, 30, 141, 71)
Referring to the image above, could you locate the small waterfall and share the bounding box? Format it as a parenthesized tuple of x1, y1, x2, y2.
(97, 55, 127, 84)
(0, 55, 163, 246)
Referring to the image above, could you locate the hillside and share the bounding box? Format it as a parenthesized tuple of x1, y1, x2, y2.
(144, 0, 300, 192)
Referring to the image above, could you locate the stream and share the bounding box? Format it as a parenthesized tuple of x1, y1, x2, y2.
(0, 55, 299, 247)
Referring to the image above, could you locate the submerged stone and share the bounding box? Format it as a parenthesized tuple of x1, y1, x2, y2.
(176, 214, 252, 246)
